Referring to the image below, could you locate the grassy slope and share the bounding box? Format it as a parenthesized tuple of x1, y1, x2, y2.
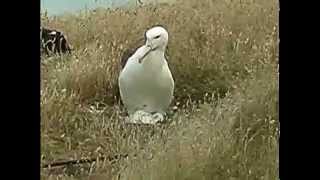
(41, 0, 279, 179)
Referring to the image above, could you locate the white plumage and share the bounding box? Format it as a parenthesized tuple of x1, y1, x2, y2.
(118, 26, 174, 124)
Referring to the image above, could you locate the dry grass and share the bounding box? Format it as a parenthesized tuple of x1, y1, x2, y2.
(41, 0, 279, 179)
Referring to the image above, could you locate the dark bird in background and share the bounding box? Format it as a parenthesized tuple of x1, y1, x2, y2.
(41, 27, 72, 56)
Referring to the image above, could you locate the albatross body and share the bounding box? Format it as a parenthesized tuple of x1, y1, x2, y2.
(118, 26, 174, 124)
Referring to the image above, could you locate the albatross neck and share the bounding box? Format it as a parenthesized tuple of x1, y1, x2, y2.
(142, 48, 166, 69)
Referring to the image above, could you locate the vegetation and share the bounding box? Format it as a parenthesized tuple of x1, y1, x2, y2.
(41, 0, 279, 179)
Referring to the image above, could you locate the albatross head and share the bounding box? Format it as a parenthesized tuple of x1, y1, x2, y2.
(138, 26, 169, 63)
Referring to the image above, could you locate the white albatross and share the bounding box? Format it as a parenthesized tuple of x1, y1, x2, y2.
(118, 26, 174, 124)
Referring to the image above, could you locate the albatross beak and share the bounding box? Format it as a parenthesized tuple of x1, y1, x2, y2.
(138, 45, 152, 63)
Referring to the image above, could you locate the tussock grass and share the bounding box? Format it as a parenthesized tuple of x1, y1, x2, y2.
(121, 66, 278, 180)
(41, 0, 279, 179)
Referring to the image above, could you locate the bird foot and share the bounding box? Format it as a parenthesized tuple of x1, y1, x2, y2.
(126, 111, 164, 125)
(151, 112, 165, 123)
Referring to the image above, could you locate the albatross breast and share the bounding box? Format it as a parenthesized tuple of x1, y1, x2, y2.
(119, 53, 174, 114)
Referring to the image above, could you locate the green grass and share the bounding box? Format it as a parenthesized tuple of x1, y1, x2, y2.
(41, 0, 279, 179)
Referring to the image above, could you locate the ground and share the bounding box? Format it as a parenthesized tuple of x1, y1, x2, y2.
(41, 0, 279, 179)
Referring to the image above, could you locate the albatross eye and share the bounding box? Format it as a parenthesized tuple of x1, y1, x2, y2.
(154, 35, 161, 39)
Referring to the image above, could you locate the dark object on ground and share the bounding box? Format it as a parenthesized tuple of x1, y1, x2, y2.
(41, 27, 72, 56)
(41, 154, 128, 168)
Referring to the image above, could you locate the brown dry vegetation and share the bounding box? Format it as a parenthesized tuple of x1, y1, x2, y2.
(41, 0, 279, 179)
